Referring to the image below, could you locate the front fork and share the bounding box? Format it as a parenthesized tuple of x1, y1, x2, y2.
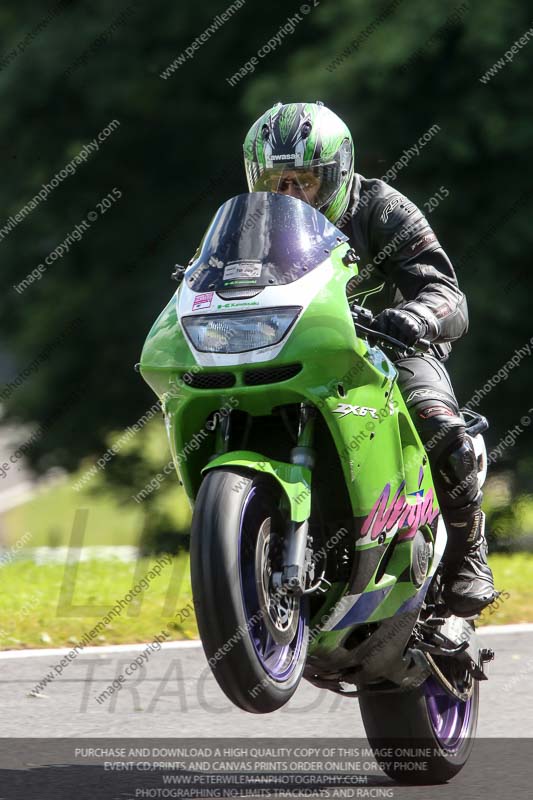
(275, 403, 316, 595)
(213, 402, 316, 596)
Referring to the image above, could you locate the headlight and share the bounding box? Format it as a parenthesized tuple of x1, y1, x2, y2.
(182, 307, 301, 353)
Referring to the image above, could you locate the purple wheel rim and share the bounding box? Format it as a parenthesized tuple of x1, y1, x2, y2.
(238, 486, 305, 681)
(423, 676, 472, 749)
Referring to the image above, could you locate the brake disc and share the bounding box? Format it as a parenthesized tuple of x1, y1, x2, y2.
(425, 652, 474, 702)
(254, 518, 299, 645)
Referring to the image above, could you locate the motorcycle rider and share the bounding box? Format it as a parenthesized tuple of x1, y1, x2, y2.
(243, 101, 497, 617)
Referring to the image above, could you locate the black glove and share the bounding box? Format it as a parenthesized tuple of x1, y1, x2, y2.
(370, 308, 427, 347)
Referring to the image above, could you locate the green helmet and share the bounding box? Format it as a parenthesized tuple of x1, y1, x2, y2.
(243, 101, 354, 225)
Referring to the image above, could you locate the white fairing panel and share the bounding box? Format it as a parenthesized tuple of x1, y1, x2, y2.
(469, 432, 488, 488)
(176, 261, 332, 367)
(430, 514, 448, 576)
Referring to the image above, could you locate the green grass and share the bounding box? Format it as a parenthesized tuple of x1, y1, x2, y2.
(2, 468, 191, 550)
(1, 419, 191, 549)
(1, 552, 531, 651)
(477, 553, 533, 626)
(3, 478, 145, 548)
(0, 554, 196, 650)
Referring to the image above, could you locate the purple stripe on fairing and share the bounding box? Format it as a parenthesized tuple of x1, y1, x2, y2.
(332, 587, 392, 630)
(333, 575, 433, 631)
(395, 575, 432, 615)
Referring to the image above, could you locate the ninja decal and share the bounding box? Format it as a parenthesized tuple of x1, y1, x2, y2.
(361, 481, 439, 540)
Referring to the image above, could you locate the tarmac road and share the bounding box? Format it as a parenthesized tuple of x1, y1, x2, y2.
(0, 627, 531, 798)
(0, 627, 531, 735)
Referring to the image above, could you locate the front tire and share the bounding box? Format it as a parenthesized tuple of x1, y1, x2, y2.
(190, 468, 308, 713)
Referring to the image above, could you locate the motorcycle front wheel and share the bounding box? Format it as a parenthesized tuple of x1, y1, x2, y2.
(190, 468, 308, 713)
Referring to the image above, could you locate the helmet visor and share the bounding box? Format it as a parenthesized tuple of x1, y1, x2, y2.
(246, 160, 342, 211)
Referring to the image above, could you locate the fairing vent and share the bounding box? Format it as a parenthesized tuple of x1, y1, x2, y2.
(184, 372, 236, 389)
(216, 288, 264, 299)
(243, 363, 302, 386)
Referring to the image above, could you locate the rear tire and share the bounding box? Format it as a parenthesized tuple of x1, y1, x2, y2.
(190, 468, 308, 713)
(359, 671, 479, 783)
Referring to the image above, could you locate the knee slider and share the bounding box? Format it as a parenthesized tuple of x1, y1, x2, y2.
(434, 433, 479, 509)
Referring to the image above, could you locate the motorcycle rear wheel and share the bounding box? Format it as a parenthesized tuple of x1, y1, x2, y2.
(358, 660, 479, 784)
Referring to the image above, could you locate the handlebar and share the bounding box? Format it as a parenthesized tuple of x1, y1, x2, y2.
(350, 304, 431, 357)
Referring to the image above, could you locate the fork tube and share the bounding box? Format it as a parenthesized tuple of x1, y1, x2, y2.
(281, 404, 316, 594)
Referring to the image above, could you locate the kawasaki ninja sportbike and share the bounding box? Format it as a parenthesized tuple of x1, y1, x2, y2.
(140, 192, 494, 784)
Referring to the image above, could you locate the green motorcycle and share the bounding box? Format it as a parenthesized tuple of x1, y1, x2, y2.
(140, 192, 493, 783)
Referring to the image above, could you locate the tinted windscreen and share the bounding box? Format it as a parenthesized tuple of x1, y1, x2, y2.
(184, 192, 347, 292)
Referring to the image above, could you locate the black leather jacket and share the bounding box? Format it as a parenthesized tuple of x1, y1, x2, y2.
(338, 174, 468, 360)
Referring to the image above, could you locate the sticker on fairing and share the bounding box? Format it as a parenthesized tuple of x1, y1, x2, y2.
(332, 403, 379, 419)
(216, 301, 260, 309)
(223, 261, 262, 280)
(192, 291, 214, 311)
(361, 479, 439, 541)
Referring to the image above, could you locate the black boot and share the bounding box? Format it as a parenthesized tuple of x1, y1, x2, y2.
(441, 498, 498, 617)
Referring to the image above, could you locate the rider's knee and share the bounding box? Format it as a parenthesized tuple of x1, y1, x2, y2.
(433, 433, 480, 510)
(409, 400, 480, 509)
(411, 400, 465, 462)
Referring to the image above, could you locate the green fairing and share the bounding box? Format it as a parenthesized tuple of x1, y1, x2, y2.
(201, 450, 311, 523)
(141, 242, 432, 518)
(140, 207, 440, 638)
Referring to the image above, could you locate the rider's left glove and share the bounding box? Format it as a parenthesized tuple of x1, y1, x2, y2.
(370, 308, 427, 346)
(370, 301, 441, 347)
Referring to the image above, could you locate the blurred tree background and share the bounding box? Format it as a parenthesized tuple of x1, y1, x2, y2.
(1, 0, 532, 549)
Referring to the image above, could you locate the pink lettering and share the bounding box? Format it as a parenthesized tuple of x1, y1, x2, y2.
(360, 483, 391, 539)
(362, 482, 439, 541)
